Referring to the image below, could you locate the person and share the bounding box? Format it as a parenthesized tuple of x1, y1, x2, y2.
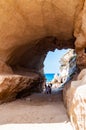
(47, 83, 52, 94)
(45, 82, 52, 94)
(45, 83, 48, 94)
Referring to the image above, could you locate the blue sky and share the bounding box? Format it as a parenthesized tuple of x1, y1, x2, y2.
(44, 49, 69, 74)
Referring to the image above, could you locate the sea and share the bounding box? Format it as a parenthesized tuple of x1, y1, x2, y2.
(44, 73, 55, 82)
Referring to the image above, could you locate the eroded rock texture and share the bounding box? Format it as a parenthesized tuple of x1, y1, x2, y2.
(0, 0, 80, 102)
(0, 72, 43, 103)
(1, 0, 86, 73)
(63, 69, 86, 130)
(74, 0, 86, 70)
(0, 0, 80, 71)
(0, 0, 86, 129)
(0, 0, 85, 112)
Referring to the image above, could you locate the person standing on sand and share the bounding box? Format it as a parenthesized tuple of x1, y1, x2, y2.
(45, 83, 48, 94)
(48, 83, 52, 94)
(45, 83, 52, 94)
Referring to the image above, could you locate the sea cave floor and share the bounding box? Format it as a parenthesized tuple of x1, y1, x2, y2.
(0, 89, 73, 130)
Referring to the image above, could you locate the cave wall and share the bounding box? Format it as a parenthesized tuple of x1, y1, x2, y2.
(74, 0, 86, 70)
(0, 0, 86, 72)
(0, 0, 86, 129)
(0, 0, 80, 103)
(63, 69, 86, 130)
(0, 0, 85, 104)
(0, 0, 81, 73)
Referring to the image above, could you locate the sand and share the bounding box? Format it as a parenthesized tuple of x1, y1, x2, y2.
(0, 90, 73, 130)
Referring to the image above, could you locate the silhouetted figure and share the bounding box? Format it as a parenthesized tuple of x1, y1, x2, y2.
(45, 83, 52, 94)
(48, 83, 52, 94)
(48, 85, 51, 94)
(45, 83, 48, 94)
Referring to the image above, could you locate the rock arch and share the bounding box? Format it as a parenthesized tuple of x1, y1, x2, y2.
(0, 0, 85, 102)
(0, 1, 86, 129)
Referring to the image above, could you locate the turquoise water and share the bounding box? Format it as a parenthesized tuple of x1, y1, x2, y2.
(44, 73, 55, 82)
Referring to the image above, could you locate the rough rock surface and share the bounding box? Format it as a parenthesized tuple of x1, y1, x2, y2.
(63, 73, 78, 114)
(0, 1, 86, 129)
(70, 85, 86, 130)
(0, 0, 83, 72)
(0, 0, 86, 110)
(0, 0, 81, 102)
(63, 69, 86, 130)
(0, 72, 43, 103)
(74, 0, 86, 70)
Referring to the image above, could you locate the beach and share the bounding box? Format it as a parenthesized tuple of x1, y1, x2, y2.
(0, 90, 73, 130)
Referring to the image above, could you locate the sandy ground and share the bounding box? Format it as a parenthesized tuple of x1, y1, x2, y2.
(0, 90, 73, 130)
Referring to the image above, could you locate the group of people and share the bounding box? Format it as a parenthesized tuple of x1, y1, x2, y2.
(45, 83, 52, 94)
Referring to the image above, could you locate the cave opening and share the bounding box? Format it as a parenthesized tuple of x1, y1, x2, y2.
(13, 47, 77, 126)
(14, 45, 77, 101)
(43, 48, 77, 93)
(0, 0, 85, 127)
(10, 36, 76, 100)
(44, 49, 69, 79)
(0, 37, 78, 127)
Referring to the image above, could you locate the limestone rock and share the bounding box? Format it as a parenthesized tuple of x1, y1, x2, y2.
(0, 0, 83, 103)
(0, 1, 86, 129)
(77, 69, 86, 80)
(0, 0, 83, 72)
(0, 61, 13, 74)
(63, 69, 86, 130)
(0, 73, 42, 103)
(63, 73, 78, 113)
(74, 0, 86, 69)
(0, 3, 86, 127)
(70, 85, 86, 130)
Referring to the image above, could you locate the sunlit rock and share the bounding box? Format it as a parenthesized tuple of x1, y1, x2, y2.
(0, 1, 86, 129)
(70, 85, 86, 130)
(0, 0, 85, 109)
(63, 69, 86, 130)
(59, 49, 76, 83)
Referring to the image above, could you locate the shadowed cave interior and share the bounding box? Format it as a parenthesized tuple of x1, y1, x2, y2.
(8, 36, 76, 99)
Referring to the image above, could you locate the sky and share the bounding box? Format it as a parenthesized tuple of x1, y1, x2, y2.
(44, 49, 69, 74)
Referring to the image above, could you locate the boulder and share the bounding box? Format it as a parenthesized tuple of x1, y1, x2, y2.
(63, 69, 86, 130)
(0, 72, 43, 103)
(70, 85, 86, 130)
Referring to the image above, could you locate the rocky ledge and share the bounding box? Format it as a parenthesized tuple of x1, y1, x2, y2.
(0, 72, 43, 104)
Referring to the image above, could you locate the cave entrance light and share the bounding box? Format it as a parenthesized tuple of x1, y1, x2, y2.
(44, 49, 77, 89)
